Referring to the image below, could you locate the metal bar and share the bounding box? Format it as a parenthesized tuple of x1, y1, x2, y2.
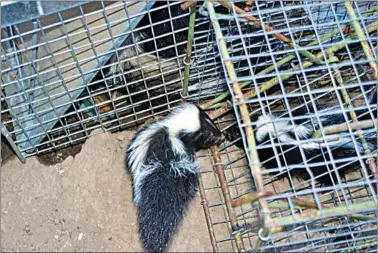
(27, 20, 39, 114)
(6, 1, 156, 153)
(1, 1, 90, 28)
(198, 169, 219, 252)
(1, 27, 35, 148)
(207, 1, 273, 247)
(345, 0, 377, 79)
(211, 145, 245, 252)
(181, 2, 197, 102)
(201, 1, 377, 251)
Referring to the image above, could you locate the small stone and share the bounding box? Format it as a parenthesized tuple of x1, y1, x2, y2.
(116, 136, 124, 141)
(78, 232, 83, 241)
(108, 237, 112, 241)
(54, 235, 59, 239)
(63, 156, 74, 165)
(24, 225, 33, 235)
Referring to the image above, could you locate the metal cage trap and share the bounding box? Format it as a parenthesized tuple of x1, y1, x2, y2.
(1, 1, 377, 252)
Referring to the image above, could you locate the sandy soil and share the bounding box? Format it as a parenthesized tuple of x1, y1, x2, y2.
(1, 129, 214, 252)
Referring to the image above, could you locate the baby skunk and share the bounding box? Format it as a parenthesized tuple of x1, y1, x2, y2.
(103, 1, 257, 92)
(126, 103, 223, 252)
(105, 1, 191, 87)
(225, 88, 377, 186)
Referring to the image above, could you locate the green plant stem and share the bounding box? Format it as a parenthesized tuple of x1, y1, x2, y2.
(208, 0, 268, 210)
(218, 1, 325, 64)
(232, 191, 275, 207)
(181, 3, 197, 102)
(206, 102, 227, 110)
(262, 202, 373, 222)
(201, 7, 378, 109)
(269, 200, 377, 227)
(206, 20, 378, 120)
(207, 3, 274, 250)
(312, 119, 377, 138)
(331, 62, 377, 179)
(345, 0, 377, 79)
(201, 26, 337, 109)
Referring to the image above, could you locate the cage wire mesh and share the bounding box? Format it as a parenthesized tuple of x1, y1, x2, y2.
(1, 0, 377, 252)
(1, 0, 229, 158)
(198, 0, 377, 252)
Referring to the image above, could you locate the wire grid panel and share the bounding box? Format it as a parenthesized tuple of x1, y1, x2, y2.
(197, 143, 260, 252)
(1, 1, 226, 156)
(1, 1, 153, 153)
(201, 1, 377, 252)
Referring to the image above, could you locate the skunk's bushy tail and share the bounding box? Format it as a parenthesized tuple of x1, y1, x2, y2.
(136, 160, 198, 252)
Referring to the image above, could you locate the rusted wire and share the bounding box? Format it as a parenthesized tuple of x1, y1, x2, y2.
(331, 60, 378, 179)
(211, 145, 246, 252)
(180, 0, 198, 11)
(198, 170, 219, 252)
(202, 19, 378, 120)
(345, 0, 377, 79)
(207, 1, 274, 250)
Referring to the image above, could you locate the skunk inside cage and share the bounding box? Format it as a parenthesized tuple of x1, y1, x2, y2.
(1, 0, 377, 252)
(0, 0, 225, 160)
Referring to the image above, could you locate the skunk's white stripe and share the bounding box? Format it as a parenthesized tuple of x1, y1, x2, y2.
(255, 115, 293, 142)
(169, 136, 187, 155)
(128, 103, 202, 204)
(254, 114, 377, 152)
(169, 157, 200, 178)
(128, 123, 161, 175)
(162, 103, 201, 135)
(133, 157, 199, 205)
(256, 115, 320, 149)
(134, 161, 161, 204)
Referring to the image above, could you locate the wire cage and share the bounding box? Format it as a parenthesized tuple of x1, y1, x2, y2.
(1, 1, 377, 252)
(0, 1, 228, 161)
(198, 1, 377, 252)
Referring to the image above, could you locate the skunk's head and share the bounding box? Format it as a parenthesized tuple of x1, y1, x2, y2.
(162, 103, 224, 151)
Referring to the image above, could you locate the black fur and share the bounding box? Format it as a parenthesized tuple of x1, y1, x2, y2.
(179, 105, 224, 151)
(136, 1, 193, 59)
(126, 103, 223, 252)
(100, 1, 262, 86)
(225, 88, 377, 186)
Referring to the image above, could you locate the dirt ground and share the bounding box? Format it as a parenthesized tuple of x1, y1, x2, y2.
(1, 129, 214, 252)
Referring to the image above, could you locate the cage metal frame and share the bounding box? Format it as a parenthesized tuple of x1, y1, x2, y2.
(1, 1, 227, 160)
(1, 1, 378, 252)
(199, 1, 377, 252)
